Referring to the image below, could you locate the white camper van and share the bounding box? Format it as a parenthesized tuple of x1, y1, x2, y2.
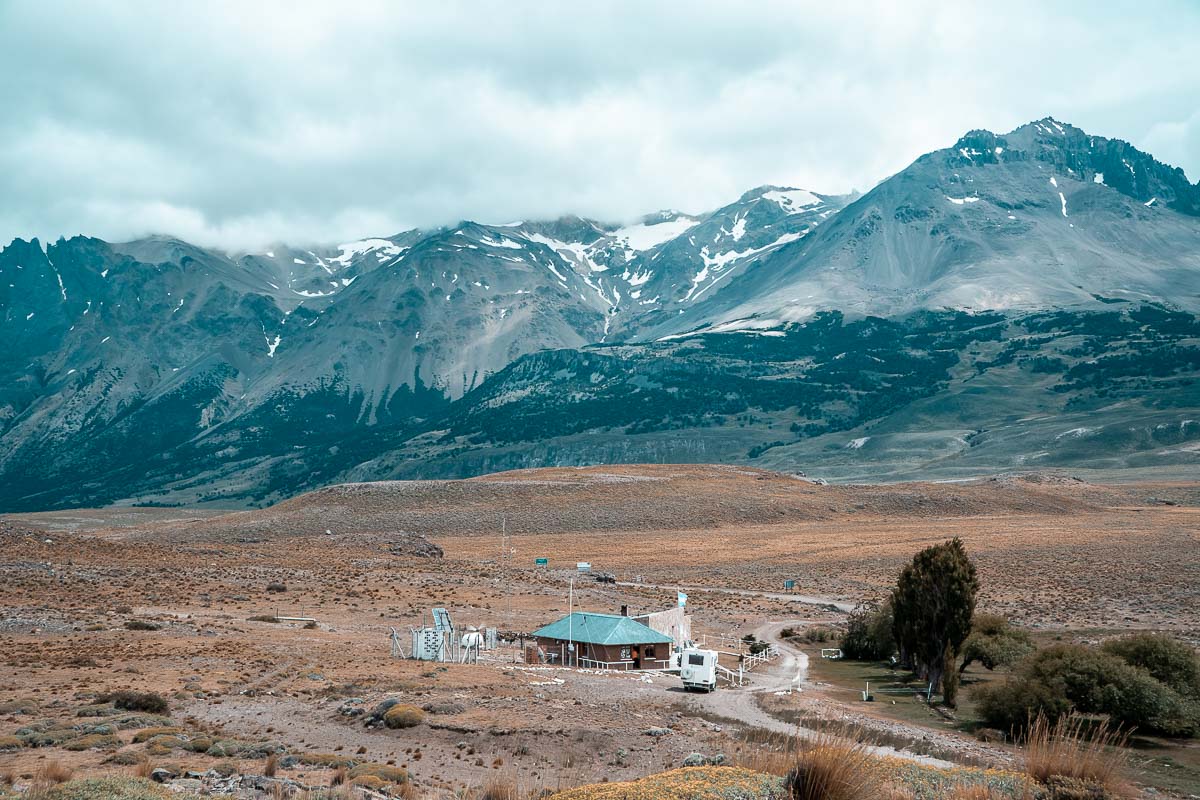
(680, 648, 718, 692)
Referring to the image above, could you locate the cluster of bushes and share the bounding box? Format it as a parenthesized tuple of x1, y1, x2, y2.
(742, 634, 771, 656)
(975, 633, 1200, 736)
(96, 691, 169, 715)
(833, 538, 1199, 742)
(782, 625, 839, 644)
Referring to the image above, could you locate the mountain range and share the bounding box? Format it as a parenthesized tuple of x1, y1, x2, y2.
(3, 117, 1199, 511)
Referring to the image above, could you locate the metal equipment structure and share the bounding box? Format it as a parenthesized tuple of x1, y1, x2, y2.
(402, 607, 500, 663)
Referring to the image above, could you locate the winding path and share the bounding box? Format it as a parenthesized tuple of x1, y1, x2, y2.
(678, 615, 956, 768)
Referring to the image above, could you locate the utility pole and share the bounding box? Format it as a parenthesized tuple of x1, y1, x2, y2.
(568, 574, 575, 668)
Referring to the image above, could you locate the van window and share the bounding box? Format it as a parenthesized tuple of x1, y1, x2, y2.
(688, 653, 706, 666)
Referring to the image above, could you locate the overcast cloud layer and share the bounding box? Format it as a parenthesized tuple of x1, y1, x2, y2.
(2, 0, 1199, 251)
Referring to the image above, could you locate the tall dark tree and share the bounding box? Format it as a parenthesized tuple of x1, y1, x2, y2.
(891, 537, 979, 706)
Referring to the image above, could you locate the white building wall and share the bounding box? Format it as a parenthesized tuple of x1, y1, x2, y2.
(633, 607, 692, 649)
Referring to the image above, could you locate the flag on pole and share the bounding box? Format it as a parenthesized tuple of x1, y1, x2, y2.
(677, 591, 687, 608)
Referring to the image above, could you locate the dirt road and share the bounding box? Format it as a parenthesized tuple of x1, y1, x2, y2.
(617, 580, 855, 613)
(673, 617, 956, 768)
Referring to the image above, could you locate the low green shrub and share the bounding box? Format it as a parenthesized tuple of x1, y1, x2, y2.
(1101, 633, 1200, 698)
(21, 728, 82, 747)
(143, 734, 185, 755)
(104, 751, 146, 766)
(182, 736, 213, 753)
(63, 733, 121, 751)
(205, 739, 247, 758)
(123, 620, 160, 631)
(974, 643, 1199, 736)
(0, 700, 37, 715)
(132, 727, 184, 743)
(39, 776, 178, 800)
(76, 704, 118, 717)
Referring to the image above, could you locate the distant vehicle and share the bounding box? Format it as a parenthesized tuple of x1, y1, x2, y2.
(592, 571, 616, 584)
(680, 648, 719, 692)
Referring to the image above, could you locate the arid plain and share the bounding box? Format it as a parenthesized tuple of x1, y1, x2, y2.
(2, 465, 1198, 797)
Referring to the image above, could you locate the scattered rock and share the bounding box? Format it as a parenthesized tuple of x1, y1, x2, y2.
(387, 533, 443, 559)
(150, 766, 180, 783)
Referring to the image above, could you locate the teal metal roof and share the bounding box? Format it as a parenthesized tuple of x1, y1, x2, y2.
(532, 612, 673, 646)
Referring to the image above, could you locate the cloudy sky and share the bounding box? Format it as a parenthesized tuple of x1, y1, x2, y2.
(2, 0, 1198, 250)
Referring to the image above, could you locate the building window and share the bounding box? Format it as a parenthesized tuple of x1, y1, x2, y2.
(620, 646, 631, 660)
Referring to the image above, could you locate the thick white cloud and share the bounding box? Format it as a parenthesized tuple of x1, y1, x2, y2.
(1, 0, 1198, 250)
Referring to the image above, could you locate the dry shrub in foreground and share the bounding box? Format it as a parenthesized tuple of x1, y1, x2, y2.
(736, 729, 881, 800)
(476, 775, 520, 800)
(785, 733, 882, 800)
(38, 761, 74, 785)
(1021, 714, 1128, 793)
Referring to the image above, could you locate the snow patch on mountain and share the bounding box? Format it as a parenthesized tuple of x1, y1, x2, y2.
(331, 238, 406, 266)
(686, 231, 807, 302)
(613, 217, 699, 251)
(762, 189, 821, 213)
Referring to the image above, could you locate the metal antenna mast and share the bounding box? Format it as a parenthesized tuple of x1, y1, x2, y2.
(501, 514, 513, 651)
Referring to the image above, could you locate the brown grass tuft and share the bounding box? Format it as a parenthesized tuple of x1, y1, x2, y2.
(39, 761, 74, 785)
(133, 757, 155, 779)
(477, 775, 519, 800)
(784, 732, 882, 800)
(264, 752, 279, 778)
(1020, 714, 1128, 792)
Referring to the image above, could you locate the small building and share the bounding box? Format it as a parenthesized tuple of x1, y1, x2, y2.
(529, 611, 674, 670)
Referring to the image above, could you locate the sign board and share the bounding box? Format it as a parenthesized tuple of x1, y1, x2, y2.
(576, 562, 591, 572)
(783, 579, 796, 590)
(535, 557, 549, 566)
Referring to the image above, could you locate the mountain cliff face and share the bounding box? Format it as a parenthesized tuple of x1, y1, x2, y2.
(2, 118, 1199, 510)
